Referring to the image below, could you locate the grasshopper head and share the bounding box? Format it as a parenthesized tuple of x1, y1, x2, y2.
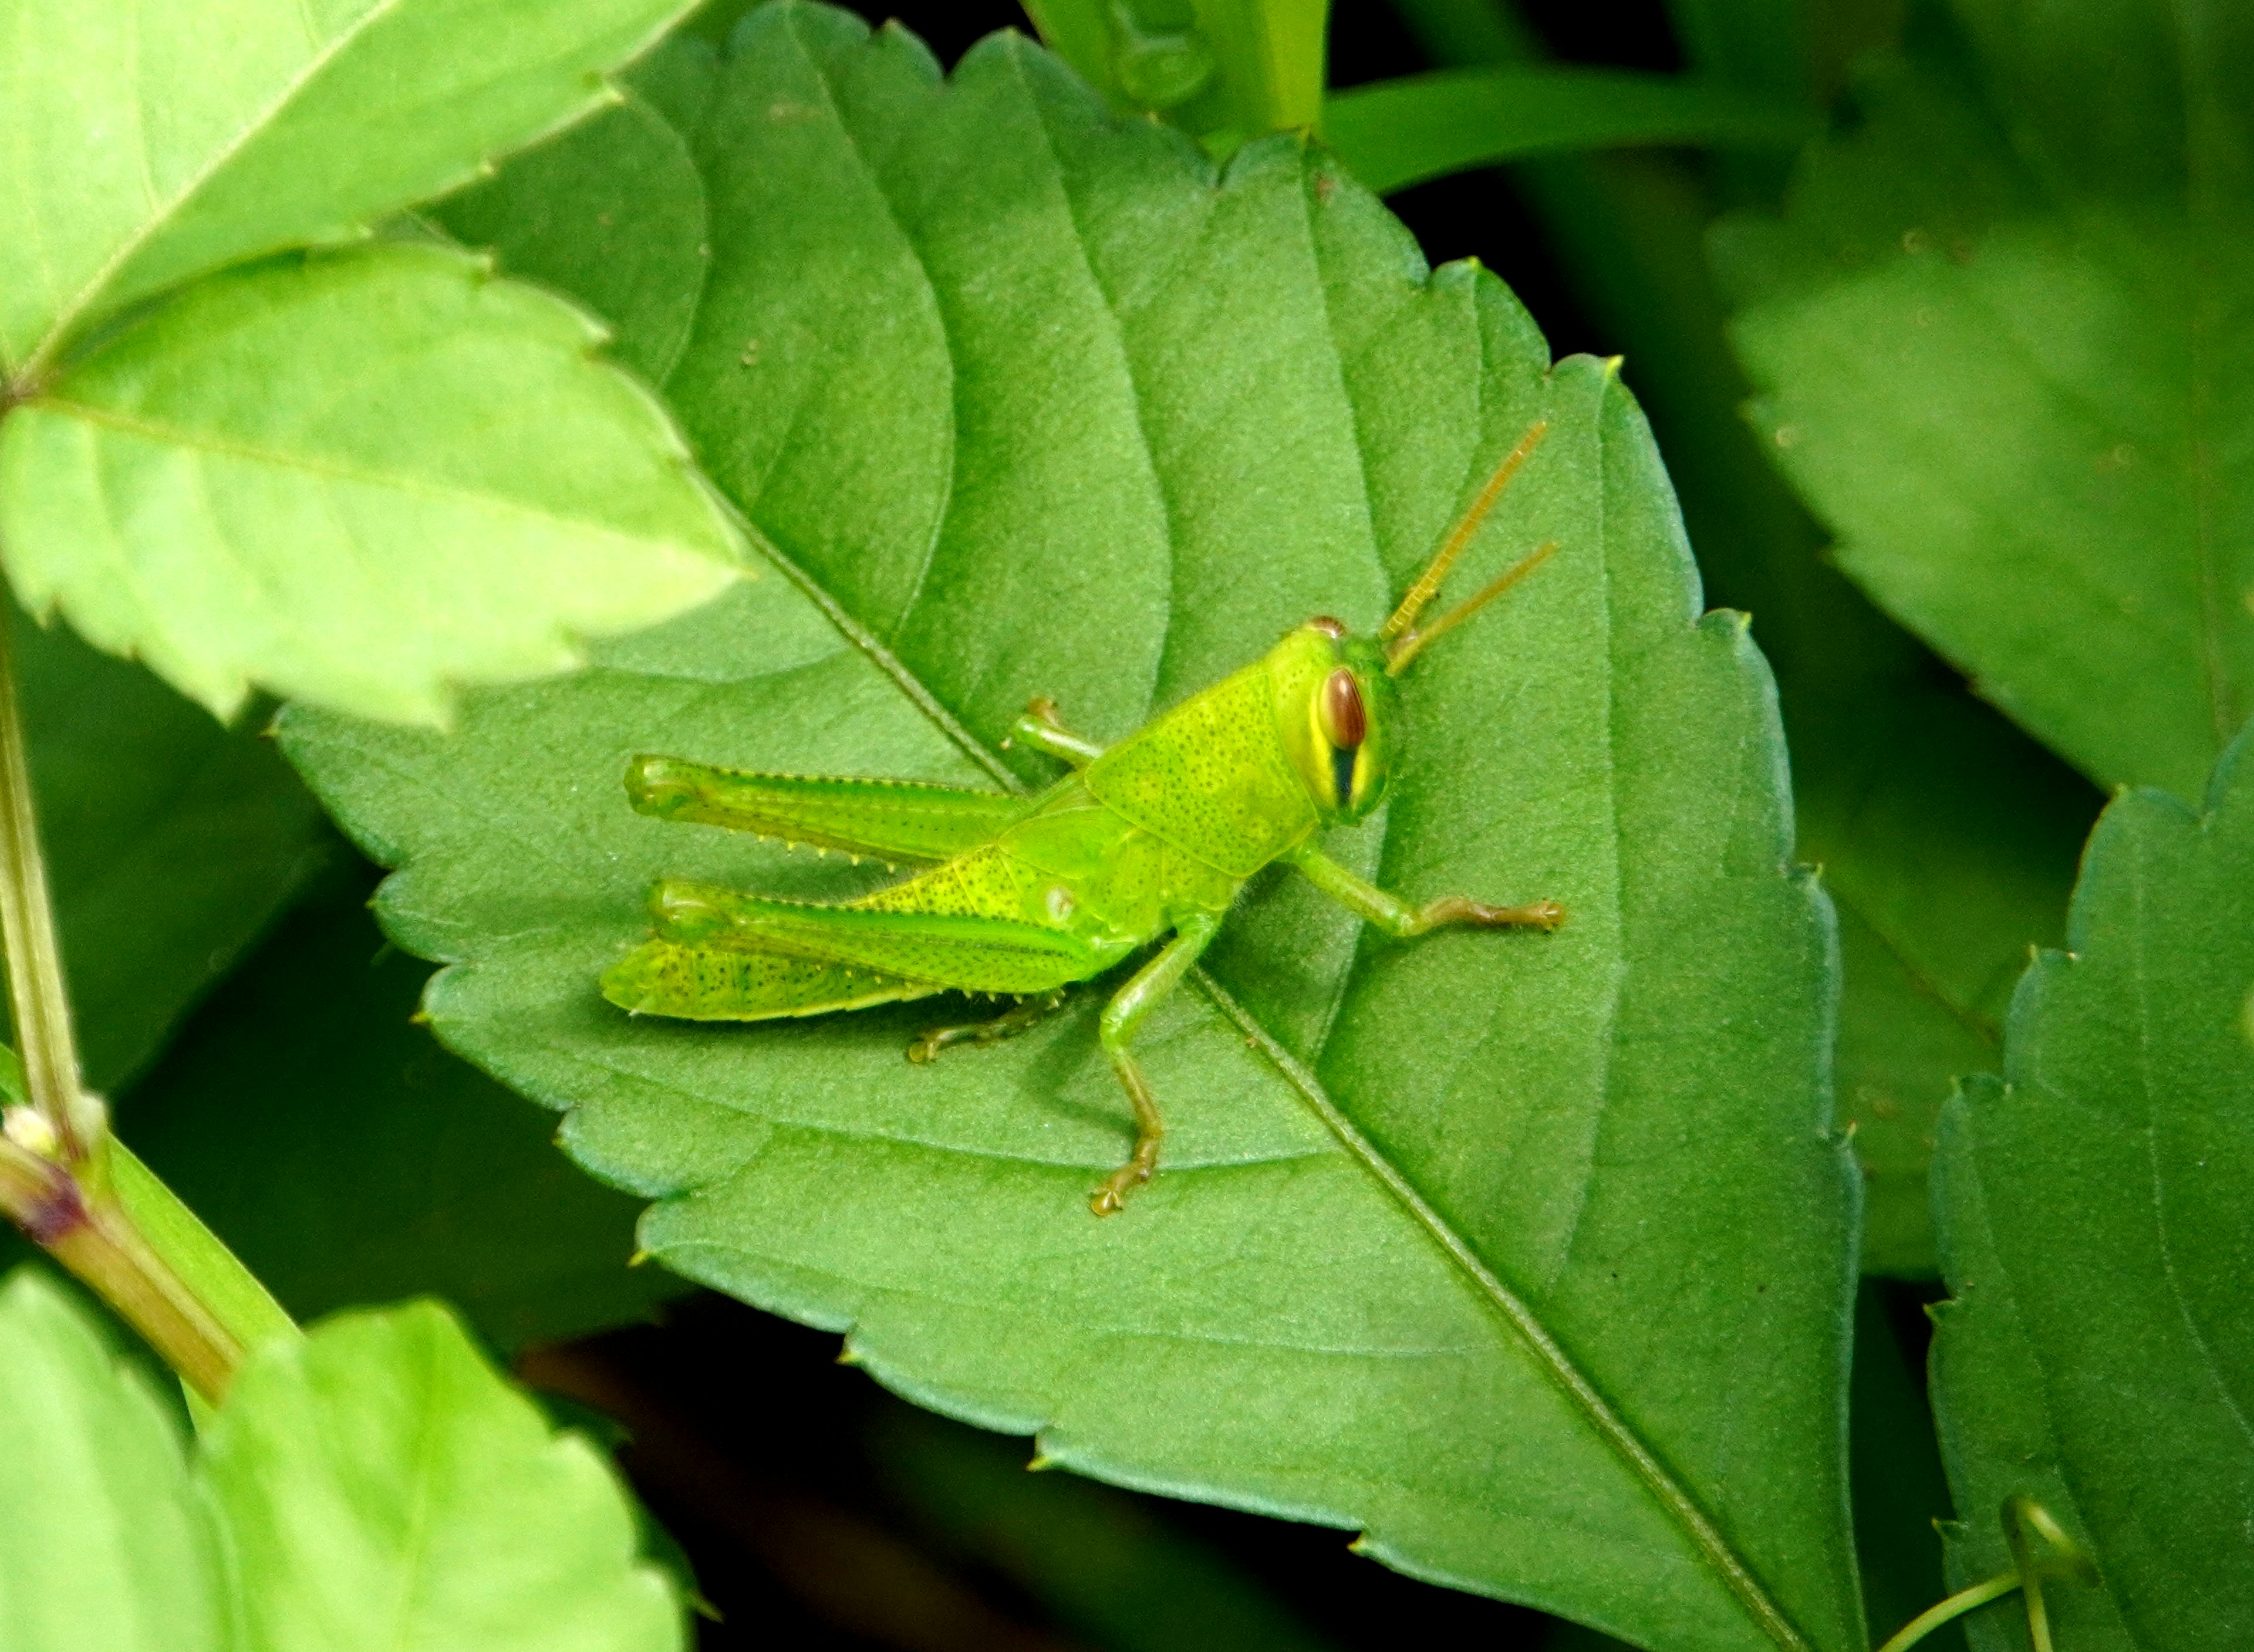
(1271, 620, 1399, 824)
(1271, 421, 1563, 825)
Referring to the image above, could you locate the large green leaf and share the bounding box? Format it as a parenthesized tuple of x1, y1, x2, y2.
(0, 1268, 682, 1651)
(1716, 15, 2254, 799)
(18, 608, 334, 1091)
(1927, 731, 2254, 1649)
(120, 887, 684, 1350)
(0, 0, 699, 378)
(0, 242, 743, 724)
(288, 10, 1861, 1650)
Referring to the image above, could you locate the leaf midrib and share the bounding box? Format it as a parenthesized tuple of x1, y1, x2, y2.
(19, 0, 409, 384)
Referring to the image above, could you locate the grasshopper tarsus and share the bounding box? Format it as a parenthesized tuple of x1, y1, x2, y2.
(1459, 896, 1566, 933)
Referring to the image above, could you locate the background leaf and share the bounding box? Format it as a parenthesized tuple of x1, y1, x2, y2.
(1324, 66, 1810, 194)
(117, 883, 685, 1352)
(1928, 730, 2254, 1649)
(18, 607, 333, 1092)
(1024, 0, 1326, 144)
(0, 0, 700, 376)
(0, 1269, 683, 1652)
(293, 11, 1861, 1650)
(0, 242, 744, 724)
(1366, 0, 2097, 1277)
(1716, 11, 2254, 799)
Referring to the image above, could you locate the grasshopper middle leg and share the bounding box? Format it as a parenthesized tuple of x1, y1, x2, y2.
(1285, 846, 1564, 935)
(1091, 912, 1222, 1216)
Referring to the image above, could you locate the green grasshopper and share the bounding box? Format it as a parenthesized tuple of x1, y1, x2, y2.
(602, 420, 1564, 1215)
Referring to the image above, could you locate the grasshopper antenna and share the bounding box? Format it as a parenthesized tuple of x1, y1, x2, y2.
(1384, 540, 1557, 677)
(1381, 420, 1548, 671)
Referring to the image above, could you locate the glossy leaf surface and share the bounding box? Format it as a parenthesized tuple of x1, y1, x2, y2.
(1929, 732, 2254, 1650)
(0, 0, 697, 376)
(0, 1270, 681, 1651)
(0, 243, 743, 724)
(1718, 18, 2254, 799)
(291, 11, 1861, 1648)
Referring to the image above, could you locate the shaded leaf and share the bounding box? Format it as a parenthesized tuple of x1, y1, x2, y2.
(436, 47, 718, 387)
(0, 1269, 683, 1652)
(870, 1402, 1348, 1652)
(1361, 4, 2096, 1276)
(1929, 731, 2254, 1649)
(0, 0, 699, 377)
(1847, 1285, 1959, 1651)
(284, 11, 1861, 1650)
(1793, 675, 2091, 1276)
(1324, 67, 1810, 195)
(120, 887, 685, 1352)
(1716, 19, 2254, 798)
(0, 242, 743, 724)
(18, 607, 334, 1092)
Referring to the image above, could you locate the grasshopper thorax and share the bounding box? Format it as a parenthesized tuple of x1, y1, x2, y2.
(1270, 621, 1398, 825)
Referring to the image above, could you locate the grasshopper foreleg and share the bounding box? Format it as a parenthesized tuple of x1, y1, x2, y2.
(1287, 846, 1564, 935)
(1091, 912, 1222, 1216)
(906, 989, 1068, 1063)
(1007, 697, 1106, 769)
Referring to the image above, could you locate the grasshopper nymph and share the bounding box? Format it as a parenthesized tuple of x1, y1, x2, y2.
(603, 420, 1564, 1214)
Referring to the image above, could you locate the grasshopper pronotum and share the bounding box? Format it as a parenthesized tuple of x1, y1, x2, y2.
(603, 420, 1564, 1214)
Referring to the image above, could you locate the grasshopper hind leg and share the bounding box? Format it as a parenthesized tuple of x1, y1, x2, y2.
(906, 989, 1067, 1063)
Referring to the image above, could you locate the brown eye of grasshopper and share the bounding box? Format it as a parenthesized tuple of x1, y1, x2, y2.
(1319, 668, 1365, 750)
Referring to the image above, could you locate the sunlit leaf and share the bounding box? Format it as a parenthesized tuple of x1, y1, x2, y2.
(0, 1270, 682, 1651)
(0, 0, 700, 377)
(0, 243, 743, 725)
(284, 12, 1861, 1648)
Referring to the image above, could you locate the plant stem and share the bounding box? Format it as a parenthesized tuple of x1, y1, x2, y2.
(0, 602, 99, 1162)
(0, 601, 293, 1401)
(1872, 1572, 2021, 1652)
(0, 1129, 244, 1400)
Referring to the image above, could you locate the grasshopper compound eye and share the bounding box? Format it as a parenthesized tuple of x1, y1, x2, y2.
(1318, 668, 1366, 750)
